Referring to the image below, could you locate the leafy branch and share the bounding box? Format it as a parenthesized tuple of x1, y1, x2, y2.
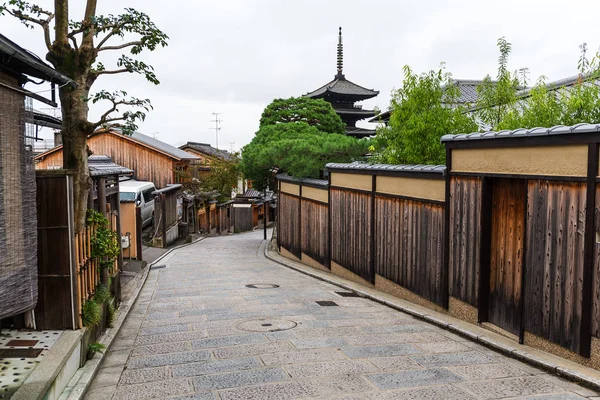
(88, 90, 152, 134)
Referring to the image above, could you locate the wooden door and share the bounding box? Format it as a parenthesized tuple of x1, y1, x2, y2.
(488, 178, 526, 336)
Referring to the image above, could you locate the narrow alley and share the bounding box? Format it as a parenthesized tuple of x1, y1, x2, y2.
(85, 232, 598, 400)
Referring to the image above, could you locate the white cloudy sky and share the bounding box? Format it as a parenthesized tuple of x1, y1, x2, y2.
(3, 0, 600, 151)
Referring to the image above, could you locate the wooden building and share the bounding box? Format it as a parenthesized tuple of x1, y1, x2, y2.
(0, 33, 72, 323)
(35, 130, 199, 188)
(304, 27, 379, 138)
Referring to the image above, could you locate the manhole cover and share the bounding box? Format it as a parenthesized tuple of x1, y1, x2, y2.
(245, 284, 279, 289)
(237, 318, 297, 332)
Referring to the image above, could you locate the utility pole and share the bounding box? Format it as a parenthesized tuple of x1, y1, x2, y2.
(210, 112, 222, 149)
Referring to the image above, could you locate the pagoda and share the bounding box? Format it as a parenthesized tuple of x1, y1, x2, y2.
(304, 27, 379, 138)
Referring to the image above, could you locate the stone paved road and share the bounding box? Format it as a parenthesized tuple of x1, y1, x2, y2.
(85, 231, 599, 400)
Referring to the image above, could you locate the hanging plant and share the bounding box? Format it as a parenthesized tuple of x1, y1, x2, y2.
(87, 210, 120, 269)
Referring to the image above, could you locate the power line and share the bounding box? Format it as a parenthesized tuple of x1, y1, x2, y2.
(210, 112, 222, 149)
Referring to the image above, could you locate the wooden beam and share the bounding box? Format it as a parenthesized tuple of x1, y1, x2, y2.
(442, 147, 452, 309)
(477, 177, 493, 323)
(581, 143, 598, 357)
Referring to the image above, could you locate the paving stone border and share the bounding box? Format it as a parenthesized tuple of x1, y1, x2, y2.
(265, 240, 600, 392)
(60, 238, 205, 400)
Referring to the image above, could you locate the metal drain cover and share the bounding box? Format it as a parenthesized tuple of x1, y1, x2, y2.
(245, 284, 279, 289)
(237, 318, 297, 332)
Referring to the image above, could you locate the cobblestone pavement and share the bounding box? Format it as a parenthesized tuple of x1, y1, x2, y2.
(85, 231, 600, 400)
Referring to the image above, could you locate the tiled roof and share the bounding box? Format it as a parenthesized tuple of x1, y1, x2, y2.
(276, 174, 329, 187)
(180, 142, 234, 161)
(345, 127, 376, 138)
(88, 155, 133, 177)
(128, 132, 199, 160)
(304, 76, 379, 100)
(441, 123, 600, 142)
(0, 33, 73, 85)
(326, 162, 446, 174)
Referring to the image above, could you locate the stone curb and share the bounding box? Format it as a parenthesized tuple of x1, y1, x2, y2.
(264, 242, 600, 392)
(59, 237, 206, 400)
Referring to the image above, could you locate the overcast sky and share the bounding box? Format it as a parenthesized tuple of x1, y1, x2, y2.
(4, 0, 600, 151)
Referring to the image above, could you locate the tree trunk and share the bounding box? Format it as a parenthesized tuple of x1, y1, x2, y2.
(59, 81, 93, 233)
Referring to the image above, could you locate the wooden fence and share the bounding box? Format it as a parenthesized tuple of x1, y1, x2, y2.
(36, 170, 121, 330)
(277, 141, 600, 362)
(153, 184, 182, 248)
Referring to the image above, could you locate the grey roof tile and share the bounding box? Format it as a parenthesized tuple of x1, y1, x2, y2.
(276, 174, 329, 187)
(181, 142, 234, 161)
(88, 155, 133, 177)
(440, 123, 600, 142)
(325, 162, 446, 175)
(129, 132, 199, 160)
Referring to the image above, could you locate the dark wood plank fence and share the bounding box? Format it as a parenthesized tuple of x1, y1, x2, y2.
(449, 176, 482, 307)
(278, 193, 301, 258)
(375, 196, 445, 305)
(524, 180, 586, 353)
(330, 188, 372, 282)
(300, 199, 329, 266)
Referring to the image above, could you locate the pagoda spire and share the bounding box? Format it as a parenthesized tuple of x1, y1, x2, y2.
(336, 26, 344, 78)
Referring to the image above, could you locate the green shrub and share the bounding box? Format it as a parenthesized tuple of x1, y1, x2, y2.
(86, 342, 106, 360)
(81, 300, 102, 328)
(94, 284, 111, 305)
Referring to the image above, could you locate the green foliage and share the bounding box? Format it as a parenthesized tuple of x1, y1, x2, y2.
(241, 122, 369, 190)
(106, 300, 116, 327)
(81, 300, 102, 328)
(490, 42, 600, 129)
(86, 342, 106, 360)
(87, 210, 120, 269)
(259, 97, 345, 134)
(94, 284, 111, 305)
(199, 156, 241, 201)
(475, 37, 521, 129)
(373, 65, 477, 165)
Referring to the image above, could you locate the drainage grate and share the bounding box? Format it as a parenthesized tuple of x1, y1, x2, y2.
(150, 265, 166, 270)
(335, 291, 362, 298)
(316, 301, 339, 307)
(245, 284, 280, 289)
(5, 340, 38, 347)
(0, 349, 43, 358)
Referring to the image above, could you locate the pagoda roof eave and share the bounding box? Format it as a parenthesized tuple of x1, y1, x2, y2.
(304, 75, 379, 100)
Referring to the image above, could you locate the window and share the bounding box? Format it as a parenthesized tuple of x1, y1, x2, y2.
(142, 188, 155, 203)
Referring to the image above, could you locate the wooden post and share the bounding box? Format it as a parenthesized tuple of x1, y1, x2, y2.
(136, 206, 143, 260)
(161, 194, 167, 248)
(581, 143, 599, 357)
(442, 147, 452, 309)
(477, 177, 493, 323)
(370, 174, 376, 284)
(327, 173, 332, 269)
(98, 177, 107, 216)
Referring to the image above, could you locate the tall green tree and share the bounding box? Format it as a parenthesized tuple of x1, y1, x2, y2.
(475, 37, 521, 129)
(1, 0, 168, 232)
(241, 122, 368, 190)
(373, 65, 477, 165)
(259, 97, 345, 134)
(493, 43, 600, 129)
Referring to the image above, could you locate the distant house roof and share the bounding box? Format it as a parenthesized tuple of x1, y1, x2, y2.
(369, 79, 493, 123)
(441, 122, 600, 142)
(128, 132, 199, 160)
(88, 155, 133, 177)
(179, 142, 234, 161)
(345, 126, 377, 138)
(240, 189, 262, 198)
(0, 33, 72, 85)
(34, 130, 200, 162)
